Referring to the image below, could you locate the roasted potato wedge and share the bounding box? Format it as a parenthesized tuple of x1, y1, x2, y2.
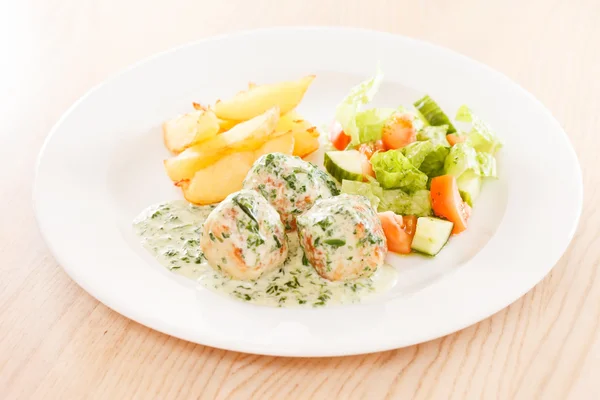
(292, 128, 320, 158)
(217, 118, 239, 132)
(193, 102, 239, 132)
(162, 110, 220, 154)
(213, 75, 315, 121)
(178, 151, 255, 205)
(255, 132, 295, 158)
(275, 110, 320, 157)
(180, 133, 295, 204)
(164, 107, 280, 182)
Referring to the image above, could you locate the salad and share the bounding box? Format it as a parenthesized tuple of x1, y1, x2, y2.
(324, 68, 502, 256)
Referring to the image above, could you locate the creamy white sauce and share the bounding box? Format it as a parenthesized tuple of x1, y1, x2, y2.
(134, 200, 397, 307)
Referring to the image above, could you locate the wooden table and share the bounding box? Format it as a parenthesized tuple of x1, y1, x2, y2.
(1, 0, 599, 398)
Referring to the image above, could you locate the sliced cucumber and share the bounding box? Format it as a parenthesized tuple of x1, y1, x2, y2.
(457, 170, 482, 207)
(411, 217, 454, 256)
(414, 95, 457, 133)
(324, 150, 365, 182)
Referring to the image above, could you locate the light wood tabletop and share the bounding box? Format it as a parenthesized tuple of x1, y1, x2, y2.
(1, 0, 599, 398)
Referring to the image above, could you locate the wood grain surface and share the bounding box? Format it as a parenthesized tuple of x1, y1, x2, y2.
(1, 0, 599, 398)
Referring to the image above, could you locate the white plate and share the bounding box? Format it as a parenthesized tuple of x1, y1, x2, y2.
(34, 27, 582, 357)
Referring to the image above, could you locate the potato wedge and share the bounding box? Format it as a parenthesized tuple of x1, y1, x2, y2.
(275, 110, 320, 157)
(163, 146, 224, 183)
(255, 132, 295, 158)
(292, 128, 320, 157)
(178, 151, 255, 205)
(217, 118, 239, 132)
(179, 133, 295, 205)
(202, 106, 280, 153)
(164, 107, 280, 181)
(162, 110, 220, 154)
(213, 75, 315, 121)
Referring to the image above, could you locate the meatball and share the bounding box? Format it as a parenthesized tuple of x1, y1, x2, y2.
(296, 194, 386, 281)
(243, 152, 339, 231)
(200, 189, 288, 280)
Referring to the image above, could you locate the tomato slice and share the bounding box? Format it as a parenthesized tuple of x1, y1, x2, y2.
(381, 113, 416, 150)
(430, 175, 471, 234)
(358, 139, 387, 160)
(329, 121, 351, 150)
(374, 139, 386, 152)
(378, 212, 416, 254)
(361, 155, 375, 179)
(400, 215, 417, 237)
(358, 143, 375, 160)
(446, 133, 466, 146)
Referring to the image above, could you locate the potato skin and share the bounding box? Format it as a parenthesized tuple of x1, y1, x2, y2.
(213, 75, 315, 121)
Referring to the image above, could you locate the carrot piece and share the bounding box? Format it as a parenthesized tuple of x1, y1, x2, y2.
(430, 175, 471, 234)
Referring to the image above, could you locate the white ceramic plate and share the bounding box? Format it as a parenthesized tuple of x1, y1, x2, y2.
(34, 27, 582, 357)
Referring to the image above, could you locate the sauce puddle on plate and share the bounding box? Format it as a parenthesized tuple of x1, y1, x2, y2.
(134, 200, 397, 307)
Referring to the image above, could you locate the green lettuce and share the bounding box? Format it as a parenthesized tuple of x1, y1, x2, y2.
(401, 140, 450, 178)
(354, 108, 396, 143)
(455, 104, 473, 122)
(401, 141, 433, 168)
(444, 142, 480, 178)
(445, 142, 498, 179)
(476, 152, 497, 178)
(335, 68, 383, 145)
(340, 179, 383, 209)
(379, 189, 432, 217)
(370, 149, 428, 191)
(455, 105, 503, 154)
(416, 125, 450, 147)
(340, 180, 432, 217)
(420, 145, 450, 178)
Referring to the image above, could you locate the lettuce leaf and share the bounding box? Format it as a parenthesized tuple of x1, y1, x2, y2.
(401, 141, 433, 168)
(455, 105, 503, 154)
(335, 68, 383, 145)
(455, 104, 473, 122)
(354, 108, 396, 143)
(379, 189, 432, 217)
(340, 179, 382, 209)
(370, 149, 428, 191)
(401, 141, 450, 178)
(476, 152, 497, 178)
(420, 145, 450, 178)
(445, 141, 498, 179)
(416, 125, 450, 147)
(444, 142, 480, 177)
(340, 180, 432, 217)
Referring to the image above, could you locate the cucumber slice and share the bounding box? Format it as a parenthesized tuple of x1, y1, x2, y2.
(414, 95, 457, 133)
(324, 150, 365, 182)
(457, 170, 482, 207)
(411, 217, 454, 256)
